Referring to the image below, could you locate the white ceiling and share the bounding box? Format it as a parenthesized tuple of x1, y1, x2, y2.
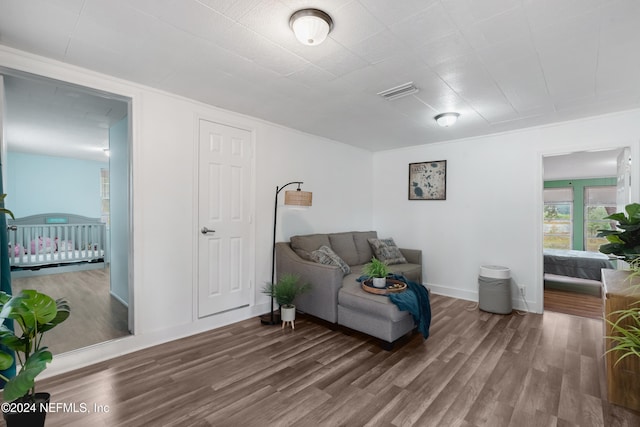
(1, 0, 640, 155)
(3, 73, 128, 162)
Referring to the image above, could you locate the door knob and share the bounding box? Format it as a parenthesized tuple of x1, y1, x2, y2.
(201, 227, 216, 235)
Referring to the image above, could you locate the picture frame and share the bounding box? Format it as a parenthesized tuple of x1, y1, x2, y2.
(408, 160, 447, 200)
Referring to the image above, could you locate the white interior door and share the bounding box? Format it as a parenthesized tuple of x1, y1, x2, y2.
(198, 119, 253, 317)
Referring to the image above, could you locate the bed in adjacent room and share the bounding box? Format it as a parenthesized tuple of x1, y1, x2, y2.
(543, 248, 615, 297)
(7, 213, 107, 277)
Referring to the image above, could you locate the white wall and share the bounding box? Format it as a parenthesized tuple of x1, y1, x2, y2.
(135, 91, 373, 333)
(255, 123, 374, 288)
(373, 110, 640, 313)
(0, 45, 373, 377)
(8, 40, 639, 379)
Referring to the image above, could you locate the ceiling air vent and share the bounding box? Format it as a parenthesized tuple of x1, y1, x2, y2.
(377, 82, 419, 101)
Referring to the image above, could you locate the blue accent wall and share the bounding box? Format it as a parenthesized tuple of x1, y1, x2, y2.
(109, 117, 129, 305)
(6, 151, 108, 218)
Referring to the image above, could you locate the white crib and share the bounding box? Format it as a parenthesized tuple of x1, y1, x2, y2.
(7, 213, 107, 276)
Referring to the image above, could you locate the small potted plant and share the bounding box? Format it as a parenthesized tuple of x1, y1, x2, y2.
(605, 300, 640, 363)
(0, 290, 70, 427)
(363, 257, 389, 288)
(262, 274, 310, 327)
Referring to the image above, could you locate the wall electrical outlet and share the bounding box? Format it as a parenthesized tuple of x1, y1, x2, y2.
(518, 284, 526, 296)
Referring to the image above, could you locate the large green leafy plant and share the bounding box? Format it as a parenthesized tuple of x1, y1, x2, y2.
(598, 203, 640, 364)
(598, 203, 640, 262)
(0, 193, 14, 219)
(0, 290, 70, 402)
(262, 274, 310, 308)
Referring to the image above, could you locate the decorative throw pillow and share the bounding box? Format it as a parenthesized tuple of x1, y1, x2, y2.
(293, 248, 313, 261)
(310, 245, 351, 275)
(367, 238, 407, 265)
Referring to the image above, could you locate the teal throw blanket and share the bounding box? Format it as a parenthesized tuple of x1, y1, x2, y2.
(359, 274, 431, 339)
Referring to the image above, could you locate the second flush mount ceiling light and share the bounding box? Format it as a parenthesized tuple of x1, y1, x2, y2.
(290, 9, 334, 46)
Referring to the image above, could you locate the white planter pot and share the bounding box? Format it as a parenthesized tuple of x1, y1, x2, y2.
(281, 306, 296, 322)
(372, 277, 387, 288)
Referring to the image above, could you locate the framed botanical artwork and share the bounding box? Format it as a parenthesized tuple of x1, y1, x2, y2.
(409, 160, 447, 200)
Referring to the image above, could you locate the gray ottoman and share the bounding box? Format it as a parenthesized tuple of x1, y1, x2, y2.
(337, 280, 415, 344)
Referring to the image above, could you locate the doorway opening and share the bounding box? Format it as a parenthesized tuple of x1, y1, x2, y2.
(1, 68, 133, 354)
(542, 148, 630, 319)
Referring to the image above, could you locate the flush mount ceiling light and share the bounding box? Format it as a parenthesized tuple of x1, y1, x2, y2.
(290, 9, 333, 46)
(434, 112, 460, 127)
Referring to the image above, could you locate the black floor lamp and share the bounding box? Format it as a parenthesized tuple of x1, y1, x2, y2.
(260, 181, 312, 325)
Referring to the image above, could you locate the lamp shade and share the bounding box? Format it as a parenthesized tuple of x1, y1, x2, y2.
(290, 9, 333, 46)
(284, 190, 312, 206)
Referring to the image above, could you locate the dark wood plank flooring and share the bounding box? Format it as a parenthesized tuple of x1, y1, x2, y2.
(11, 267, 129, 354)
(6, 293, 638, 426)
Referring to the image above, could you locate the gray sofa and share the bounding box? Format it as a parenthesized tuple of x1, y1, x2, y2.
(275, 231, 423, 346)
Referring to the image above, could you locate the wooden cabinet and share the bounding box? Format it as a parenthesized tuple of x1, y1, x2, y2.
(602, 269, 640, 411)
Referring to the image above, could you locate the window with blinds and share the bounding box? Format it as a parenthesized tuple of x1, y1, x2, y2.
(100, 168, 110, 226)
(543, 188, 573, 249)
(584, 186, 616, 252)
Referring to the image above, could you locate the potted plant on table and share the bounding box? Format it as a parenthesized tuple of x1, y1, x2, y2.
(262, 274, 310, 328)
(598, 203, 640, 365)
(0, 290, 70, 427)
(362, 257, 389, 288)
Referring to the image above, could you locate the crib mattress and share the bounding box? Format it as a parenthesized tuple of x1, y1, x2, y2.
(11, 250, 105, 267)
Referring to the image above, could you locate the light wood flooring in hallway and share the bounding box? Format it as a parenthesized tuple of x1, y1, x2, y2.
(6, 293, 640, 427)
(11, 267, 129, 355)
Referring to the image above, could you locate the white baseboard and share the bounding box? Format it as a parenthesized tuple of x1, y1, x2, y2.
(109, 290, 128, 308)
(426, 282, 537, 313)
(426, 282, 477, 302)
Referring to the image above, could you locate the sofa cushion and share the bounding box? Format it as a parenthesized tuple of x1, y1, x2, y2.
(387, 263, 422, 284)
(290, 234, 330, 260)
(353, 231, 377, 265)
(368, 238, 407, 265)
(310, 245, 351, 275)
(328, 232, 359, 266)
